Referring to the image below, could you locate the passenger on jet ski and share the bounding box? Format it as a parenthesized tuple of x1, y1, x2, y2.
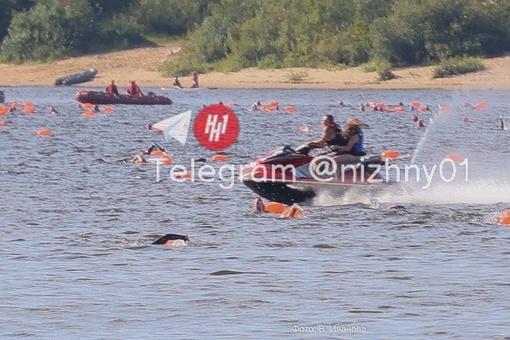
(299, 115, 347, 154)
(329, 118, 369, 165)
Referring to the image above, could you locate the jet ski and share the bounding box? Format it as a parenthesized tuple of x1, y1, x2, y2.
(241, 144, 392, 205)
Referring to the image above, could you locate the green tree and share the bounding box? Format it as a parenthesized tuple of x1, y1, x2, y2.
(131, 0, 217, 35)
(0, 0, 36, 42)
(1, 0, 95, 62)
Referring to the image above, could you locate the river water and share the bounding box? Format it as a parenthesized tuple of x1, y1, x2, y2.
(1, 86, 509, 339)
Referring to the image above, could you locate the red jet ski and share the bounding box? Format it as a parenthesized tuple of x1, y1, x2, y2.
(241, 144, 391, 205)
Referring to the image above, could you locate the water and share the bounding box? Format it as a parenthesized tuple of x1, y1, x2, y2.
(1, 87, 510, 339)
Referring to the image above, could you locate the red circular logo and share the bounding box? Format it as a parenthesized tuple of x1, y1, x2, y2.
(193, 104, 240, 151)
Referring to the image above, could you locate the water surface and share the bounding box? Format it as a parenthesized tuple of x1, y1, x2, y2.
(1, 87, 509, 338)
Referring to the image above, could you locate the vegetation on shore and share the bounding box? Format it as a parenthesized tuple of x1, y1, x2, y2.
(1, 0, 508, 80)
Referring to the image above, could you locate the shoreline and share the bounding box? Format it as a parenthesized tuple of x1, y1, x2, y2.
(0, 43, 509, 90)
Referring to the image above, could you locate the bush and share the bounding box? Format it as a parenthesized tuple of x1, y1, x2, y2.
(360, 60, 379, 72)
(363, 59, 395, 80)
(287, 70, 309, 83)
(432, 57, 485, 78)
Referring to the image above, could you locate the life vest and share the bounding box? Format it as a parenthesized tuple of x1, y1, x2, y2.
(106, 84, 117, 95)
(326, 122, 347, 146)
(128, 84, 141, 95)
(348, 127, 364, 155)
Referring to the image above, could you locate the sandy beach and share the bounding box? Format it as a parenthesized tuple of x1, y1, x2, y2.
(0, 42, 509, 90)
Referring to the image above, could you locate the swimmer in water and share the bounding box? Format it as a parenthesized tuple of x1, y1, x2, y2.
(131, 143, 166, 164)
(152, 234, 189, 246)
(253, 197, 304, 219)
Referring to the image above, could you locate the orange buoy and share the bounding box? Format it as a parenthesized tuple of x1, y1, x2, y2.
(24, 101, 35, 107)
(419, 106, 429, 112)
(381, 150, 399, 159)
(23, 107, 35, 114)
(0, 121, 7, 127)
(474, 101, 487, 109)
(211, 154, 229, 162)
(445, 153, 463, 163)
(498, 210, 510, 226)
(81, 103, 94, 109)
(82, 110, 95, 118)
(269, 101, 279, 107)
(102, 106, 114, 113)
(11, 102, 21, 108)
(438, 105, 449, 112)
(410, 101, 421, 108)
(284, 105, 296, 112)
(161, 154, 173, 165)
(150, 150, 165, 157)
(264, 201, 285, 213)
(173, 171, 192, 179)
(36, 129, 53, 136)
(261, 105, 276, 112)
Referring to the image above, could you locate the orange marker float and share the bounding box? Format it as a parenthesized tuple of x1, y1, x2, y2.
(261, 105, 276, 112)
(0, 121, 7, 127)
(211, 154, 229, 162)
(36, 129, 53, 136)
(173, 171, 192, 180)
(102, 106, 113, 113)
(264, 201, 285, 213)
(161, 154, 173, 165)
(149, 150, 173, 165)
(445, 153, 463, 163)
(150, 150, 165, 157)
(474, 101, 487, 110)
(23, 106, 35, 114)
(269, 101, 279, 107)
(410, 101, 421, 108)
(381, 150, 399, 159)
(82, 110, 95, 118)
(284, 106, 296, 112)
(498, 210, 510, 226)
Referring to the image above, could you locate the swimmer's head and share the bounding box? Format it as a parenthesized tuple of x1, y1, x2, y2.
(254, 197, 265, 212)
(152, 233, 189, 246)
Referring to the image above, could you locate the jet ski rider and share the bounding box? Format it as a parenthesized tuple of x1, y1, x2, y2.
(305, 115, 347, 152)
(329, 118, 369, 164)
